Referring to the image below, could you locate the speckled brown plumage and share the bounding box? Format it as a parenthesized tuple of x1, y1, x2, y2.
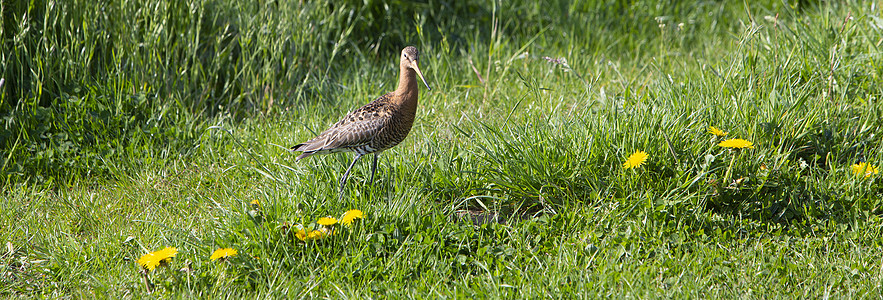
(291, 46, 430, 199)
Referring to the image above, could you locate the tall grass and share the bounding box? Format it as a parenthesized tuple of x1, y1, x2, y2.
(1, 0, 766, 183)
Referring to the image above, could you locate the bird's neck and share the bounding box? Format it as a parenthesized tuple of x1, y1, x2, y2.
(394, 67, 419, 107)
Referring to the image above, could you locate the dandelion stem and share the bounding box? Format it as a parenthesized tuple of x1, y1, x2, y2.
(723, 150, 737, 185)
(141, 270, 153, 293)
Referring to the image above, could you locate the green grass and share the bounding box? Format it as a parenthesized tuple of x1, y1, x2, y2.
(2, 0, 883, 297)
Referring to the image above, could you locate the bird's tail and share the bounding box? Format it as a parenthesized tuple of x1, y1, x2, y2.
(290, 143, 315, 161)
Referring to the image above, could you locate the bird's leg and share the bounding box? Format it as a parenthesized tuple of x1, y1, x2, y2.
(369, 153, 380, 183)
(339, 153, 363, 200)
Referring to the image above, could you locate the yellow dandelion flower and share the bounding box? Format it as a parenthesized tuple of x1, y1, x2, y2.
(317, 217, 338, 226)
(851, 162, 879, 178)
(250, 199, 260, 207)
(718, 138, 754, 149)
(310, 227, 331, 239)
(707, 126, 728, 137)
(341, 209, 364, 225)
(137, 247, 177, 271)
(296, 228, 329, 241)
(295, 229, 308, 241)
(210, 248, 238, 261)
(137, 254, 162, 271)
(155, 247, 178, 259)
(623, 151, 649, 169)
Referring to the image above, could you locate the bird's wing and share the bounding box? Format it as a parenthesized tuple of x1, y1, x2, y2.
(292, 94, 393, 157)
(316, 111, 388, 150)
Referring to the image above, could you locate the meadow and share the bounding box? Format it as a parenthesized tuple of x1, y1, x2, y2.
(2, 0, 882, 297)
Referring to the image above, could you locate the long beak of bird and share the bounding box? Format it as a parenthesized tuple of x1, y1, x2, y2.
(411, 62, 431, 91)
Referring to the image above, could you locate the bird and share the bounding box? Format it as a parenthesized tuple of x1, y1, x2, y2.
(291, 46, 431, 199)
